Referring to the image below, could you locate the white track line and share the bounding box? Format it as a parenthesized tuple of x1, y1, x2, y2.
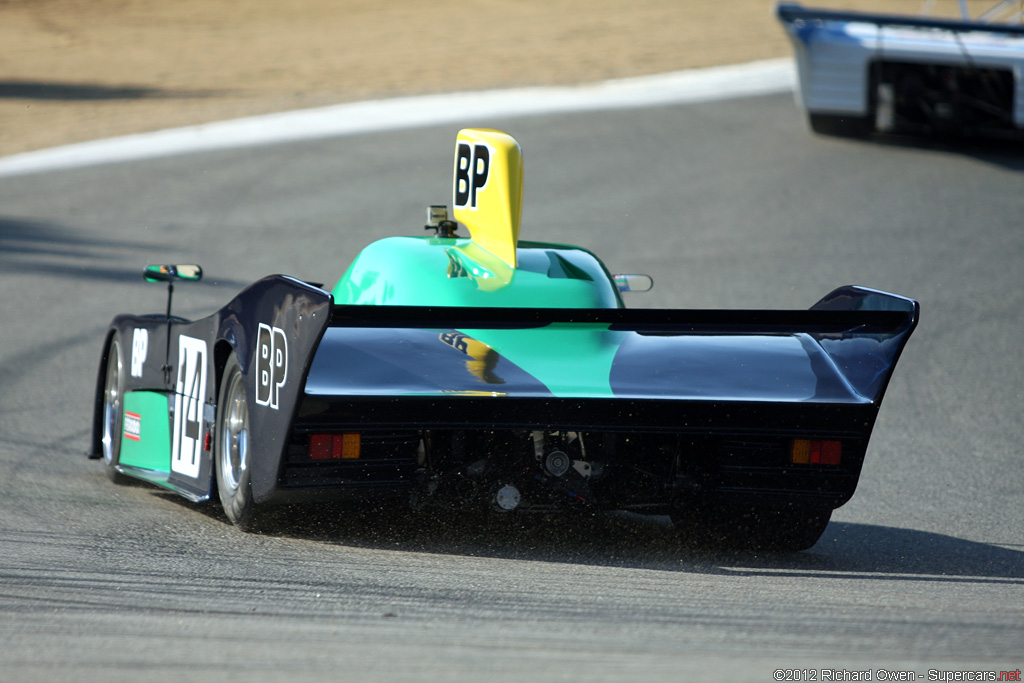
(0, 59, 794, 178)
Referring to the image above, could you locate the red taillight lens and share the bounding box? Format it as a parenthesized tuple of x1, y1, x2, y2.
(819, 440, 841, 465)
(310, 434, 332, 460)
(791, 439, 841, 466)
(310, 433, 361, 460)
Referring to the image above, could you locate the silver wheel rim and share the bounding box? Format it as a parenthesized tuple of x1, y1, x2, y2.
(219, 370, 249, 495)
(101, 340, 122, 466)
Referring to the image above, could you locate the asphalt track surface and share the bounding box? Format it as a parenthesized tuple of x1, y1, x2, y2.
(1, 92, 1023, 681)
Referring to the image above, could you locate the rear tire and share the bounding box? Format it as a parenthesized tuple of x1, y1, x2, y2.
(215, 353, 263, 531)
(100, 334, 132, 485)
(808, 113, 871, 138)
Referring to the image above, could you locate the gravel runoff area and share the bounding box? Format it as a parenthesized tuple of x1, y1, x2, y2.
(0, 0, 1003, 157)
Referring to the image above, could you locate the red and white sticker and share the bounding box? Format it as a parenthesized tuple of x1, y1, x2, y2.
(123, 411, 141, 442)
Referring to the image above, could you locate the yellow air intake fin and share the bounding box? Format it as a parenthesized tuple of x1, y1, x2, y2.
(452, 129, 523, 269)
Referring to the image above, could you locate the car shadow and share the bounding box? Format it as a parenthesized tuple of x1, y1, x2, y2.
(0, 215, 247, 288)
(723, 521, 1024, 584)
(202, 501, 1024, 584)
(850, 131, 1024, 172)
(0, 80, 217, 102)
(0, 215, 163, 283)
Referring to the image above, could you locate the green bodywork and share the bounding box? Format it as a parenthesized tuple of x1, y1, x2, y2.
(332, 237, 624, 309)
(327, 235, 630, 395)
(330, 236, 628, 396)
(119, 391, 172, 473)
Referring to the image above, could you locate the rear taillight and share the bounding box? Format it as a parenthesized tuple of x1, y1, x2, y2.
(310, 433, 361, 460)
(790, 439, 841, 466)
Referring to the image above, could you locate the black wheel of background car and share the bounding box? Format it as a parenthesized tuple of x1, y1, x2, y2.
(215, 353, 262, 531)
(100, 334, 132, 484)
(672, 504, 832, 553)
(808, 113, 871, 138)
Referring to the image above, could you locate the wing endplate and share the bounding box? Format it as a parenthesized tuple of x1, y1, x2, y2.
(453, 129, 523, 269)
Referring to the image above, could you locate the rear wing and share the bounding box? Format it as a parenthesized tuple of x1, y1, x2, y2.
(776, 2, 1024, 36)
(316, 285, 918, 405)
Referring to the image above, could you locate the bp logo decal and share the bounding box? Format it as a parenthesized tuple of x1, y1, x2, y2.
(454, 141, 490, 210)
(130, 327, 148, 378)
(255, 323, 287, 410)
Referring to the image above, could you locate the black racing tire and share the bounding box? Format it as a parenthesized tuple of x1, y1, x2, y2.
(215, 352, 263, 531)
(100, 333, 132, 485)
(672, 503, 831, 553)
(808, 113, 871, 138)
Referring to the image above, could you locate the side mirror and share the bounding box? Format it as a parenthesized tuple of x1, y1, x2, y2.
(613, 274, 653, 293)
(144, 264, 203, 283)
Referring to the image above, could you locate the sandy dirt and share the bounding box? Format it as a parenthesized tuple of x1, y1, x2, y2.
(0, 0, 1005, 157)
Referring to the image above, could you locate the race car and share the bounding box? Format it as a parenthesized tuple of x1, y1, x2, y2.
(91, 128, 918, 551)
(776, 1, 1024, 137)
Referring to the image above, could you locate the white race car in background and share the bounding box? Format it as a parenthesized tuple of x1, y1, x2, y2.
(776, 1, 1024, 137)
